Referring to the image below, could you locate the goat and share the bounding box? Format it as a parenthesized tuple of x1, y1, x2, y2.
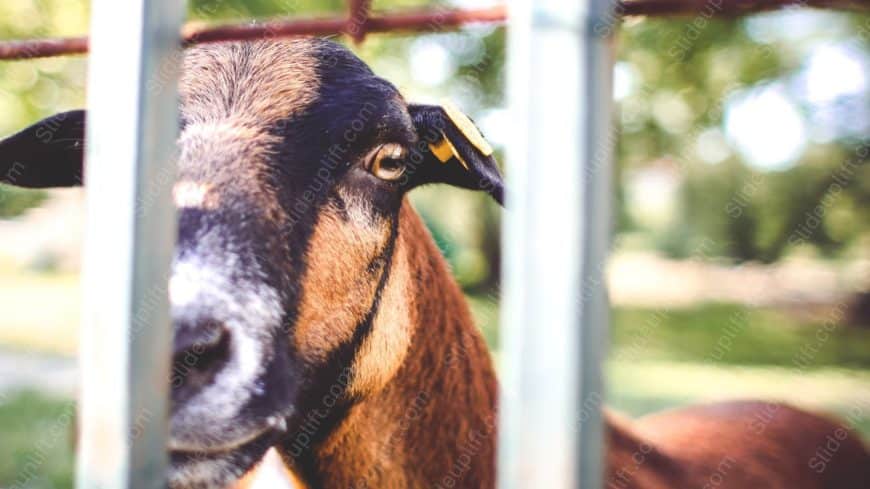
(1, 38, 867, 489)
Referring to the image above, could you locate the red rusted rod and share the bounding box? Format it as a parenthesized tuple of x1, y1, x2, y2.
(1, 0, 866, 61)
(0, 6, 507, 61)
(619, 0, 865, 16)
(347, 0, 373, 44)
(0, 37, 88, 60)
(182, 6, 506, 45)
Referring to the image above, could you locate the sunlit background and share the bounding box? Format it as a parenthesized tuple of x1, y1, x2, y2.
(0, 0, 868, 487)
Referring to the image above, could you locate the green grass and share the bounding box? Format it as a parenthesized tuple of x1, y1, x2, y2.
(469, 299, 870, 369)
(0, 186, 47, 219)
(0, 391, 75, 489)
(466, 299, 870, 439)
(604, 303, 870, 438)
(611, 303, 870, 369)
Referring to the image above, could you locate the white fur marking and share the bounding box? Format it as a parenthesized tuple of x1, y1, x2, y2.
(168, 235, 284, 450)
(246, 448, 300, 489)
(169, 262, 201, 308)
(173, 180, 216, 209)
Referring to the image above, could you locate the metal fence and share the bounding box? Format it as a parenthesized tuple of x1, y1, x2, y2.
(0, 0, 863, 487)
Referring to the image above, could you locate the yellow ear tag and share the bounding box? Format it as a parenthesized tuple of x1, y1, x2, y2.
(441, 100, 494, 157)
(429, 132, 470, 170)
(428, 135, 455, 164)
(427, 101, 493, 171)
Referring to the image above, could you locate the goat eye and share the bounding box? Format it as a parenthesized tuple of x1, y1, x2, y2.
(369, 143, 407, 181)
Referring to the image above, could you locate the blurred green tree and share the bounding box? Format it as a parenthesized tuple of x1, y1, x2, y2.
(1, 1, 867, 271)
(616, 13, 869, 263)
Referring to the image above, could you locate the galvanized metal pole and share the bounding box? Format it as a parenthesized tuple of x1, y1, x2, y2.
(77, 0, 183, 487)
(500, 0, 616, 488)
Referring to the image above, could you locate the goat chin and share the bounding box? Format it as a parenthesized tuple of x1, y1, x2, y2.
(232, 448, 306, 489)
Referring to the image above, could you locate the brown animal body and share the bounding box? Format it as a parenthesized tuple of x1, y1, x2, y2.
(606, 402, 869, 489)
(1, 38, 868, 489)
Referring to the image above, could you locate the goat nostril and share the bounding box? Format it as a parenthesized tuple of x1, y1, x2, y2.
(171, 321, 231, 401)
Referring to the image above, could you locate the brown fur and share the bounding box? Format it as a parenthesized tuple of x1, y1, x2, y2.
(285, 201, 498, 488)
(294, 199, 394, 365)
(347, 224, 414, 397)
(606, 401, 870, 488)
(181, 40, 320, 127)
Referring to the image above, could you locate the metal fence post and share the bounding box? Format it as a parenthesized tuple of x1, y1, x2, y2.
(77, 0, 184, 487)
(500, 0, 616, 488)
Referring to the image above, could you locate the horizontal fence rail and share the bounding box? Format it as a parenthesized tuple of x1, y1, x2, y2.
(0, 0, 866, 60)
(0, 6, 505, 60)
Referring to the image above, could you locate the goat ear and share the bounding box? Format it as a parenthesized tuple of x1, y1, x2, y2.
(0, 110, 86, 188)
(406, 103, 503, 205)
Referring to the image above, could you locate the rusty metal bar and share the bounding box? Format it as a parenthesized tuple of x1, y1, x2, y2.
(0, 6, 506, 61)
(183, 5, 505, 44)
(347, 0, 373, 43)
(0, 37, 89, 60)
(3, 0, 866, 61)
(620, 0, 865, 16)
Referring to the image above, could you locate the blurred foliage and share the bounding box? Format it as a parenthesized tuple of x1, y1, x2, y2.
(616, 13, 870, 263)
(669, 153, 870, 262)
(0, 186, 46, 218)
(468, 293, 870, 371)
(0, 391, 74, 489)
(1, 1, 868, 270)
(612, 303, 870, 368)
